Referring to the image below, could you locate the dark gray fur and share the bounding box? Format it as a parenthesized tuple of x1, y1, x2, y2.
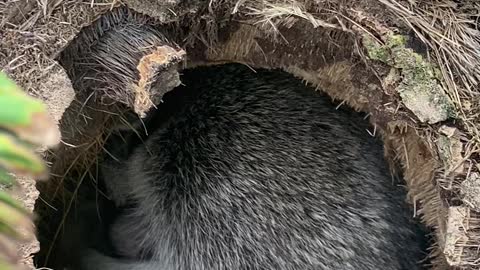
(75, 64, 426, 270)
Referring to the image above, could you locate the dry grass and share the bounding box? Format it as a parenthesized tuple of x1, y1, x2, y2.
(243, 0, 348, 36)
(379, 0, 480, 143)
(0, 0, 113, 96)
(380, 0, 480, 95)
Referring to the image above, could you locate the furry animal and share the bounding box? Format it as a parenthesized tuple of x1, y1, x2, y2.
(73, 64, 427, 270)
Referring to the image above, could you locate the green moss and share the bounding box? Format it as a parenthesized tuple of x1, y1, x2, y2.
(363, 35, 391, 63)
(362, 32, 455, 124)
(386, 33, 407, 48)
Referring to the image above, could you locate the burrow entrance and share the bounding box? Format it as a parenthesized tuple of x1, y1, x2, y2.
(32, 6, 437, 269)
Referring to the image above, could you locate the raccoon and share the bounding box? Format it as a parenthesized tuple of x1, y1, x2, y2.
(72, 63, 427, 270)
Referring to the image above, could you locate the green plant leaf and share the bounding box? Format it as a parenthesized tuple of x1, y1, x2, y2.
(0, 73, 60, 148)
(0, 133, 46, 179)
(0, 260, 15, 270)
(0, 202, 33, 241)
(0, 171, 14, 187)
(0, 72, 56, 269)
(0, 192, 28, 216)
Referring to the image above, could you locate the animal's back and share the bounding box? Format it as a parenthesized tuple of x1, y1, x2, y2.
(108, 64, 425, 270)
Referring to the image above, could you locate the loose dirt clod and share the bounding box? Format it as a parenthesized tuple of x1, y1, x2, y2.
(58, 8, 186, 116)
